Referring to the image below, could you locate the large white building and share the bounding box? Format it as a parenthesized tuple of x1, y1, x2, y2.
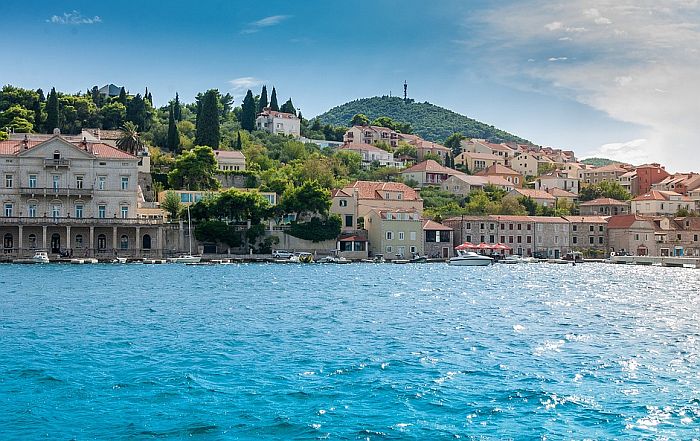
(0, 133, 166, 259)
(256, 108, 300, 137)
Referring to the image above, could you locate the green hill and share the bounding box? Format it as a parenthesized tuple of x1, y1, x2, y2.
(316, 96, 528, 144)
(581, 157, 622, 167)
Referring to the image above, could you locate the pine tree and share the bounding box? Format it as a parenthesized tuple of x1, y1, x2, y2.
(45, 87, 59, 133)
(269, 87, 279, 111)
(174, 93, 182, 121)
(147, 92, 153, 106)
(166, 104, 180, 152)
(240, 90, 256, 131)
(194, 89, 220, 148)
(118, 87, 127, 105)
(36, 88, 45, 102)
(90, 86, 101, 107)
(258, 85, 268, 112)
(145, 87, 149, 103)
(280, 98, 296, 115)
(126, 94, 148, 130)
(297, 109, 303, 121)
(33, 99, 42, 132)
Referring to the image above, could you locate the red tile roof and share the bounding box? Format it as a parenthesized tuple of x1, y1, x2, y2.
(0, 137, 135, 159)
(214, 150, 245, 160)
(547, 188, 577, 198)
(510, 188, 556, 200)
(422, 219, 453, 231)
(579, 198, 628, 206)
(345, 181, 421, 201)
(339, 142, 392, 155)
(475, 164, 521, 176)
(258, 108, 298, 119)
(606, 214, 650, 229)
(402, 159, 462, 175)
(562, 216, 608, 223)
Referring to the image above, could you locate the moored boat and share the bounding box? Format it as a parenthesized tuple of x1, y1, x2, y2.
(31, 251, 50, 264)
(448, 250, 492, 266)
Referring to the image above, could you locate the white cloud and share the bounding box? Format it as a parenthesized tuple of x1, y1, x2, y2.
(47, 10, 101, 25)
(241, 15, 291, 34)
(472, 1, 700, 171)
(584, 138, 650, 164)
(548, 57, 568, 61)
(228, 77, 265, 97)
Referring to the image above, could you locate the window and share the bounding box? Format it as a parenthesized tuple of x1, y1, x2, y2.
(599, 237, 604, 244)
(635, 234, 639, 241)
(143, 235, 152, 249)
(572, 225, 577, 232)
(489, 235, 495, 243)
(98, 205, 106, 219)
(517, 236, 522, 243)
(509, 224, 514, 230)
(121, 177, 129, 190)
(385, 246, 392, 253)
(5, 174, 13, 188)
(410, 246, 416, 253)
(121, 206, 129, 219)
(28, 234, 37, 249)
(4, 203, 12, 217)
(573, 236, 578, 244)
(480, 223, 485, 230)
(120, 235, 129, 250)
(28, 204, 37, 218)
(53, 150, 60, 160)
(28, 174, 37, 188)
(695, 235, 699, 242)
(52, 205, 60, 219)
(398, 232, 405, 240)
(466, 223, 471, 229)
(98, 176, 106, 190)
(339, 199, 348, 207)
(500, 236, 505, 243)
(76, 176, 84, 189)
(345, 215, 353, 228)
(97, 234, 107, 250)
(527, 224, 532, 231)
(75, 235, 83, 248)
(527, 236, 532, 244)
(589, 225, 594, 232)
(599, 225, 604, 232)
(386, 231, 393, 240)
(75, 204, 83, 219)
(52, 175, 60, 190)
(517, 224, 522, 230)
(466, 235, 471, 242)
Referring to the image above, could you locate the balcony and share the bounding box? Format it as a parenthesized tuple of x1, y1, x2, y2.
(44, 158, 71, 168)
(0, 216, 165, 226)
(20, 187, 93, 197)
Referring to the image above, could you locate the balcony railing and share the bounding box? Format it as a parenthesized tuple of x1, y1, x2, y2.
(0, 216, 165, 226)
(44, 159, 71, 167)
(19, 187, 94, 197)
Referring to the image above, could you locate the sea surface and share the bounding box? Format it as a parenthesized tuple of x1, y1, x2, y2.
(1, 262, 699, 440)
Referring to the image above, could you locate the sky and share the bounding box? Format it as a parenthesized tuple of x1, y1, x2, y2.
(1, 0, 698, 171)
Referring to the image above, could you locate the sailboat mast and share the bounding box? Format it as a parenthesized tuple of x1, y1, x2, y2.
(187, 205, 192, 255)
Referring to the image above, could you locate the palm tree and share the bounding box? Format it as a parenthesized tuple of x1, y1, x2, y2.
(116, 121, 143, 155)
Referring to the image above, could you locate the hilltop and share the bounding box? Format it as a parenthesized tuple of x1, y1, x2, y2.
(316, 96, 529, 144)
(581, 157, 622, 167)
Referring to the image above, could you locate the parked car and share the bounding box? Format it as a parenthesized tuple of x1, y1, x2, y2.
(272, 250, 293, 259)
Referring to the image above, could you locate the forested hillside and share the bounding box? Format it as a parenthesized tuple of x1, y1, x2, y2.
(317, 96, 529, 144)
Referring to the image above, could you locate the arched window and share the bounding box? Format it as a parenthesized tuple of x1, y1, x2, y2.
(3, 233, 13, 250)
(28, 234, 37, 249)
(142, 234, 152, 249)
(97, 234, 107, 250)
(50, 233, 60, 253)
(120, 235, 129, 250)
(75, 234, 83, 248)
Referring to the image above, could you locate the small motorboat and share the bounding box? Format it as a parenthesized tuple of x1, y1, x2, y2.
(70, 258, 85, 264)
(448, 250, 493, 266)
(111, 257, 128, 264)
(32, 251, 50, 264)
(168, 254, 202, 264)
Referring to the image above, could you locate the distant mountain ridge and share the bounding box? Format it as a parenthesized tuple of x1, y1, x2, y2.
(581, 157, 623, 167)
(316, 96, 529, 144)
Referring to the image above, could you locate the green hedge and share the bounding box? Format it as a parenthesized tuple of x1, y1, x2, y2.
(288, 215, 341, 242)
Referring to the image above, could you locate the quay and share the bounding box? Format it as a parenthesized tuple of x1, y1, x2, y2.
(610, 255, 700, 268)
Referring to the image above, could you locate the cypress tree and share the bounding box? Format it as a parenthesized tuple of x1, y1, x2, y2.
(147, 92, 153, 106)
(235, 131, 242, 150)
(269, 87, 279, 111)
(174, 93, 182, 121)
(91, 86, 101, 107)
(240, 90, 256, 132)
(280, 98, 296, 115)
(36, 88, 45, 102)
(297, 109, 302, 120)
(118, 87, 127, 105)
(166, 104, 180, 152)
(45, 87, 59, 133)
(258, 85, 268, 112)
(194, 89, 220, 147)
(126, 94, 148, 130)
(33, 99, 42, 132)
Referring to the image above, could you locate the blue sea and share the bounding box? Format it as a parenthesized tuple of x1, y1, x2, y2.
(1, 262, 699, 440)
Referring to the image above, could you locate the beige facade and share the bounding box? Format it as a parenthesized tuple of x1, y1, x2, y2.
(454, 152, 505, 173)
(338, 143, 403, 168)
(631, 190, 692, 216)
(344, 125, 400, 148)
(422, 219, 453, 258)
(441, 174, 514, 197)
(366, 209, 423, 260)
(510, 153, 550, 177)
(0, 135, 167, 258)
(214, 150, 246, 171)
(564, 216, 608, 254)
(579, 198, 630, 216)
(535, 172, 580, 194)
(401, 160, 463, 187)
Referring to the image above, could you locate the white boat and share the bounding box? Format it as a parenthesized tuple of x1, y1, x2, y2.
(448, 250, 493, 266)
(499, 255, 537, 264)
(144, 258, 168, 264)
(318, 255, 351, 264)
(70, 258, 85, 264)
(111, 257, 128, 264)
(170, 206, 201, 263)
(84, 258, 99, 264)
(32, 251, 50, 264)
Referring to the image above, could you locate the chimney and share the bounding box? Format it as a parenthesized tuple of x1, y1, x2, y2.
(53, 128, 61, 135)
(81, 137, 88, 150)
(22, 134, 29, 149)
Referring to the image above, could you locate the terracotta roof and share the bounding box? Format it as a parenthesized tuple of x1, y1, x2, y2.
(345, 181, 421, 201)
(214, 150, 245, 160)
(422, 219, 453, 231)
(632, 190, 690, 202)
(459, 151, 504, 161)
(510, 188, 556, 200)
(331, 189, 352, 198)
(0, 137, 135, 159)
(547, 188, 577, 198)
(579, 197, 628, 206)
(339, 142, 392, 155)
(591, 164, 628, 173)
(475, 164, 521, 176)
(606, 214, 651, 229)
(258, 108, 298, 119)
(486, 143, 513, 152)
(402, 160, 462, 175)
(339, 235, 367, 242)
(562, 216, 608, 223)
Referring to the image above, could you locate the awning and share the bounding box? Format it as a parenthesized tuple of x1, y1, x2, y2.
(455, 242, 476, 250)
